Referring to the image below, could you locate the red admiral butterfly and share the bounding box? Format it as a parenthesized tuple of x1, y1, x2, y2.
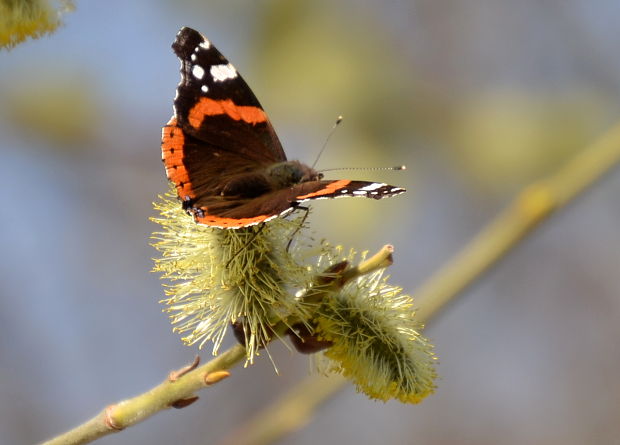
(162, 27, 405, 229)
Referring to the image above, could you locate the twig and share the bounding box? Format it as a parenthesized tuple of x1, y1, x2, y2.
(41, 346, 242, 445)
(40, 246, 394, 445)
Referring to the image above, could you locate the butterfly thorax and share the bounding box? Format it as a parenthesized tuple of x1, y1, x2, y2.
(265, 161, 322, 188)
(218, 161, 320, 199)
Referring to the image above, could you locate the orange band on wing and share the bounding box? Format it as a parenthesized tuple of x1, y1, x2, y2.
(161, 117, 195, 199)
(188, 97, 267, 129)
(195, 212, 271, 228)
(295, 180, 352, 200)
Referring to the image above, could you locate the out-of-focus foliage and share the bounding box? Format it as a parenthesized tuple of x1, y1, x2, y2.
(0, 0, 74, 49)
(451, 90, 611, 194)
(253, 0, 423, 146)
(2, 68, 102, 150)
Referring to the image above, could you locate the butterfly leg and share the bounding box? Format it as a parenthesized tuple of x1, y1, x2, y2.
(286, 205, 310, 252)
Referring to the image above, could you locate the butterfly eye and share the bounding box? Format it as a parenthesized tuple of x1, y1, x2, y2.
(291, 169, 303, 183)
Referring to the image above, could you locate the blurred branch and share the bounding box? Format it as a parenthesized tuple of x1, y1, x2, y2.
(415, 117, 620, 321)
(218, 374, 348, 445)
(218, 119, 620, 445)
(40, 247, 394, 445)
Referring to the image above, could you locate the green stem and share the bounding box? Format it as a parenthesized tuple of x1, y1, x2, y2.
(42, 345, 246, 445)
(40, 248, 392, 445)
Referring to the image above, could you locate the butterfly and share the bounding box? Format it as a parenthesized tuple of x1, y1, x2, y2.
(162, 27, 405, 229)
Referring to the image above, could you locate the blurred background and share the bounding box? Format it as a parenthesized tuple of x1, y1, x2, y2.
(2, 1, 620, 444)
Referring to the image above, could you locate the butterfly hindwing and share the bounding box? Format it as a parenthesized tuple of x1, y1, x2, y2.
(188, 180, 405, 229)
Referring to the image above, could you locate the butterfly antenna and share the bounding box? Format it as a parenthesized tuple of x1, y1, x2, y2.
(311, 115, 343, 169)
(318, 165, 407, 174)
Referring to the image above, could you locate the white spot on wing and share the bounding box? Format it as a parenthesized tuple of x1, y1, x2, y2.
(358, 182, 386, 192)
(296, 186, 405, 203)
(201, 85, 209, 93)
(191, 54, 197, 61)
(192, 65, 205, 80)
(199, 41, 210, 50)
(210, 63, 237, 82)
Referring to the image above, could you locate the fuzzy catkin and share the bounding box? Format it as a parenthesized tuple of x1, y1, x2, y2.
(314, 269, 437, 403)
(152, 189, 310, 363)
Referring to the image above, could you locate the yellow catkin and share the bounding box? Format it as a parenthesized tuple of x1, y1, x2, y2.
(315, 270, 437, 403)
(151, 189, 311, 363)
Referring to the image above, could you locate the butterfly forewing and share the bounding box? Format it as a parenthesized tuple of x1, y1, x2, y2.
(172, 27, 286, 164)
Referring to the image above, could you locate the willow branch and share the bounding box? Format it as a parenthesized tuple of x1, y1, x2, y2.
(415, 118, 620, 322)
(40, 246, 394, 445)
(218, 119, 620, 445)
